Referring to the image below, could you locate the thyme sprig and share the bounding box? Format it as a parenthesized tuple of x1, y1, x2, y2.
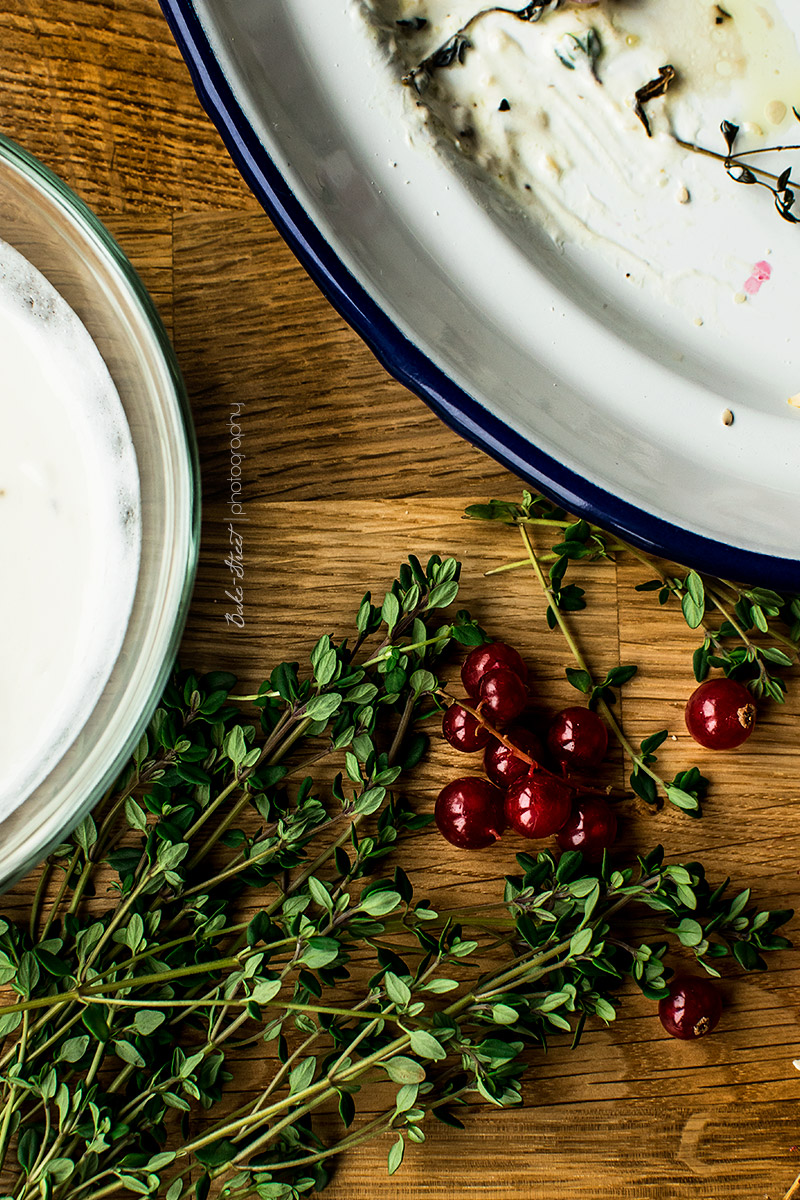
(673, 111, 800, 224)
(401, 0, 562, 92)
(465, 492, 800, 808)
(0, 552, 790, 1199)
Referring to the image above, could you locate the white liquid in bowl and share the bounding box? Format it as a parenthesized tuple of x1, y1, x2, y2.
(0, 239, 141, 817)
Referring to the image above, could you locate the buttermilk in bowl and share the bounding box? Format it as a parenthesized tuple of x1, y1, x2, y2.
(0, 239, 140, 817)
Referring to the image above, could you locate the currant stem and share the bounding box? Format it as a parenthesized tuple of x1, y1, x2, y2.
(517, 523, 663, 801)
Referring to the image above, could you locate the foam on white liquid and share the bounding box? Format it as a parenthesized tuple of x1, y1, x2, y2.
(0, 239, 141, 817)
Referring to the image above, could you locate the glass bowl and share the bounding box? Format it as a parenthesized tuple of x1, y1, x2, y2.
(0, 134, 199, 889)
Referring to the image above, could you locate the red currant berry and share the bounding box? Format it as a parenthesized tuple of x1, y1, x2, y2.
(658, 975, 722, 1040)
(461, 641, 528, 699)
(435, 777, 505, 849)
(478, 667, 527, 726)
(547, 707, 608, 772)
(685, 678, 756, 750)
(504, 774, 572, 839)
(442, 704, 491, 753)
(557, 795, 617, 860)
(484, 725, 543, 788)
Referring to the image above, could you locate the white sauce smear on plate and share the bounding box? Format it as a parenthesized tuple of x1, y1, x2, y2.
(0, 240, 140, 817)
(360, 0, 800, 322)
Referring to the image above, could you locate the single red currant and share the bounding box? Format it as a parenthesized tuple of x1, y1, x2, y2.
(435, 777, 505, 849)
(461, 641, 528, 699)
(477, 667, 528, 726)
(547, 707, 608, 772)
(685, 678, 756, 750)
(658, 975, 723, 1040)
(484, 725, 544, 788)
(557, 795, 617, 860)
(504, 774, 572, 839)
(442, 703, 491, 753)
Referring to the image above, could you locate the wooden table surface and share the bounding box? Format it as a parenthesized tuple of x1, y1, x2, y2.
(3, 3, 799, 1197)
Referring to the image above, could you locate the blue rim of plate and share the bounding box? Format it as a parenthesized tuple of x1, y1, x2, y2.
(160, 0, 800, 591)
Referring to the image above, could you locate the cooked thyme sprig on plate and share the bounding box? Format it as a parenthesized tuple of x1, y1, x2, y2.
(672, 111, 800, 225)
(401, 0, 563, 92)
(465, 492, 800, 809)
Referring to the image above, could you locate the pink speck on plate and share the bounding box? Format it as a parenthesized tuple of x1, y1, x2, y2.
(744, 260, 772, 295)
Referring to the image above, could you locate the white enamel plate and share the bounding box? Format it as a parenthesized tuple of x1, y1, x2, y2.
(161, 0, 800, 586)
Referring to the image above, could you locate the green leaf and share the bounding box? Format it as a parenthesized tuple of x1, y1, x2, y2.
(116, 1177, 151, 1196)
(74, 816, 98, 857)
(194, 1140, 238, 1169)
(55, 1083, 70, 1128)
(0, 1012, 21, 1039)
(356, 594, 373, 634)
(693, 644, 710, 683)
(491, 1004, 518, 1025)
(387, 1134, 405, 1176)
(420, 978, 458, 994)
(17, 1128, 41, 1174)
(270, 662, 299, 703)
(565, 668, 592, 694)
(288, 1056, 317, 1096)
(451, 621, 486, 646)
(733, 941, 767, 971)
(304, 693, 343, 723)
(43, 1157, 74, 1184)
(301, 937, 340, 969)
(673, 918, 703, 947)
(681, 572, 705, 629)
(222, 725, 247, 767)
(361, 891, 401, 918)
(605, 664, 637, 688)
(133, 1010, 166, 1036)
(166, 1181, 184, 1200)
(630, 768, 658, 806)
(665, 785, 699, 812)
(113, 1039, 146, 1068)
(313, 645, 338, 688)
(353, 786, 386, 816)
(249, 979, 282, 1005)
(384, 1056, 426, 1085)
(639, 730, 669, 758)
(408, 1030, 446, 1060)
(570, 927, 593, 956)
(594, 997, 616, 1022)
(384, 971, 411, 1008)
(727, 889, 751, 920)
(382, 592, 401, 632)
(58, 1035, 90, 1063)
(157, 841, 189, 872)
(635, 579, 664, 592)
(146, 1152, 177, 1171)
(338, 1090, 356, 1128)
(126, 913, 145, 952)
(395, 1082, 420, 1112)
(427, 580, 459, 609)
(125, 797, 148, 832)
(761, 646, 793, 667)
(308, 876, 333, 911)
(409, 669, 437, 698)
(34, 948, 72, 978)
(544, 1011, 572, 1032)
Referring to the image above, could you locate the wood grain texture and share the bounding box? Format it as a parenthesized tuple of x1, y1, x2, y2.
(2, 1, 800, 1197)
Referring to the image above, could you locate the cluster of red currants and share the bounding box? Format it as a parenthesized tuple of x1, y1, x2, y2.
(435, 642, 617, 859)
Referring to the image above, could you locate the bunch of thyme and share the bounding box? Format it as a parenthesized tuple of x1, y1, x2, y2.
(0, 553, 789, 1200)
(465, 492, 800, 812)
